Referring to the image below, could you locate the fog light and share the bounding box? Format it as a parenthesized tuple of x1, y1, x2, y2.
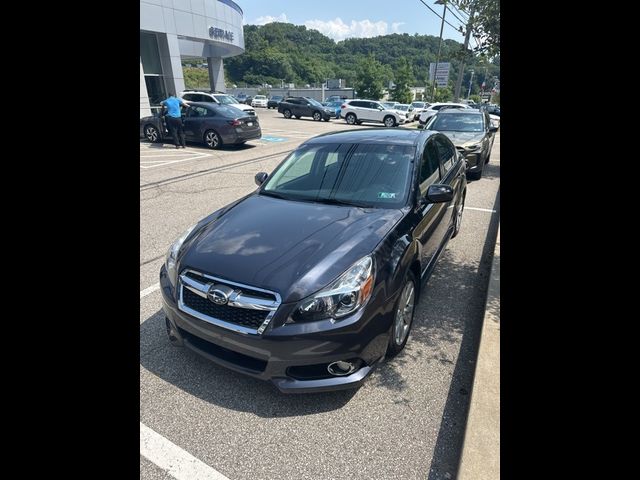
(327, 360, 358, 376)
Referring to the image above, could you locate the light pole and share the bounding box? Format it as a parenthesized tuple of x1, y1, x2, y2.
(430, 0, 447, 102)
(467, 69, 474, 99)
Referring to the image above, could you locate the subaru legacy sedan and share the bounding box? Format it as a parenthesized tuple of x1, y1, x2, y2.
(160, 129, 467, 393)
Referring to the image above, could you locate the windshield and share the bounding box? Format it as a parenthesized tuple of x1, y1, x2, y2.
(306, 98, 324, 108)
(428, 113, 484, 132)
(255, 95, 266, 99)
(214, 95, 239, 105)
(271, 96, 282, 100)
(261, 143, 415, 208)
(412, 102, 425, 108)
(396, 105, 409, 111)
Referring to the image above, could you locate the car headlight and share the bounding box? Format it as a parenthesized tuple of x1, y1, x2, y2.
(289, 255, 375, 323)
(465, 143, 482, 151)
(165, 224, 197, 286)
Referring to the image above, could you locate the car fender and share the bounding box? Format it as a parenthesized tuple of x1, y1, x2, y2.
(383, 233, 418, 303)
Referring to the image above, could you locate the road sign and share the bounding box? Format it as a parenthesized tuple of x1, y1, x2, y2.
(429, 62, 451, 87)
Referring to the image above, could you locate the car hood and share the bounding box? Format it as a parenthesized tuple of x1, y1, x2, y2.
(233, 103, 253, 110)
(440, 131, 486, 146)
(179, 194, 403, 303)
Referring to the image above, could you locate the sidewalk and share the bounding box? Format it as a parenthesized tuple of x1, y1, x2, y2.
(457, 224, 500, 480)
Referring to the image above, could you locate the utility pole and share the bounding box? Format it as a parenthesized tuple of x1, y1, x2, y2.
(453, 6, 475, 102)
(430, 0, 447, 102)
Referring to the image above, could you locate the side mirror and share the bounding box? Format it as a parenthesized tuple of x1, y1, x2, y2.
(426, 184, 454, 203)
(254, 172, 268, 187)
(489, 126, 499, 133)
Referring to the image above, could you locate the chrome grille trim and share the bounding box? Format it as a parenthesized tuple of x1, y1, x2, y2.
(177, 269, 281, 335)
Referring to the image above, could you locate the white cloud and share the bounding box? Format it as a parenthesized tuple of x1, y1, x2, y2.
(304, 18, 391, 41)
(392, 22, 405, 33)
(253, 13, 289, 25)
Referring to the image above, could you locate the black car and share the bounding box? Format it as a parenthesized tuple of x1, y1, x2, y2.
(244, 95, 254, 105)
(278, 97, 333, 121)
(140, 102, 261, 149)
(160, 129, 467, 393)
(425, 109, 498, 180)
(267, 95, 284, 109)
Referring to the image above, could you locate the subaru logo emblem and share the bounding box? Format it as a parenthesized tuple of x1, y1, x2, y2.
(208, 288, 228, 305)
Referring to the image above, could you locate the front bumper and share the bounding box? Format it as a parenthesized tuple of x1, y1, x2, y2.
(159, 266, 392, 393)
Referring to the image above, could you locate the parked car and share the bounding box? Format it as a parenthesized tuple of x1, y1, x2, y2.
(179, 91, 256, 116)
(382, 101, 399, 109)
(391, 104, 415, 121)
(140, 102, 261, 149)
(424, 108, 497, 180)
(418, 102, 471, 125)
(322, 100, 343, 118)
(160, 128, 466, 393)
(235, 93, 248, 103)
(341, 99, 406, 127)
(278, 97, 333, 121)
(326, 95, 347, 102)
(410, 101, 429, 121)
(251, 95, 268, 108)
(244, 96, 254, 105)
(267, 95, 284, 109)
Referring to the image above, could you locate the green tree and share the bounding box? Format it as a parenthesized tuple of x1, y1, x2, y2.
(354, 55, 385, 99)
(452, 0, 500, 58)
(183, 67, 210, 90)
(469, 94, 481, 103)
(390, 57, 415, 103)
(434, 85, 453, 102)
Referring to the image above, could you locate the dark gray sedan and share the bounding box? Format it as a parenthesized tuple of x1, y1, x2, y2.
(140, 102, 261, 149)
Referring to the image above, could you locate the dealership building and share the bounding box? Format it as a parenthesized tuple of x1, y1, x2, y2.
(140, 0, 245, 117)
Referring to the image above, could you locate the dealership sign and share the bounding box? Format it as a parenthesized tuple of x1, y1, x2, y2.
(209, 27, 234, 42)
(429, 62, 451, 87)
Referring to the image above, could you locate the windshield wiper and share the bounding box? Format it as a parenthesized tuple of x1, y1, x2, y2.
(313, 198, 374, 208)
(259, 190, 291, 201)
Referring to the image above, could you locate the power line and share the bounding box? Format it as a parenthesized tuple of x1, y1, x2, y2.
(450, 3, 470, 21)
(416, 0, 464, 35)
(447, 6, 467, 25)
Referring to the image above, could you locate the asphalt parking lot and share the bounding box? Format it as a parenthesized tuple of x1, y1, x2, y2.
(140, 107, 500, 480)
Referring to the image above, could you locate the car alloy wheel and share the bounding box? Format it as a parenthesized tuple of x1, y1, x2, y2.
(346, 113, 356, 125)
(392, 278, 416, 348)
(313, 111, 321, 121)
(283, 109, 292, 119)
(384, 116, 396, 127)
(204, 130, 221, 149)
(145, 125, 159, 142)
(452, 194, 465, 238)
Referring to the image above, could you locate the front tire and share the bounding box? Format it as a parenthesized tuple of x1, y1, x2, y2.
(283, 109, 292, 119)
(386, 272, 417, 357)
(346, 113, 357, 125)
(144, 124, 160, 143)
(313, 111, 322, 121)
(383, 115, 396, 127)
(204, 130, 221, 149)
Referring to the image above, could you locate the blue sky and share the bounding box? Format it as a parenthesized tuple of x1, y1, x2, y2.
(237, 0, 470, 43)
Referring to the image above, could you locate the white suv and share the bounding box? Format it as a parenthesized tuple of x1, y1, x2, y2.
(341, 99, 406, 127)
(179, 91, 256, 116)
(418, 102, 470, 125)
(251, 95, 268, 108)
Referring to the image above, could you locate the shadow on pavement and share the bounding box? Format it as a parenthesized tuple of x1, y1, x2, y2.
(140, 310, 356, 418)
(425, 186, 500, 480)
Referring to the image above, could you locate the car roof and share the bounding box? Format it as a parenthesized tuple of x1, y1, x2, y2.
(436, 109, 484, 115)
(303, 128, 436, 146)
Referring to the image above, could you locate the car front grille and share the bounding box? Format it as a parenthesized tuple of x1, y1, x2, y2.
(178, 270, 281, 335)
(182, 288, 269, 329)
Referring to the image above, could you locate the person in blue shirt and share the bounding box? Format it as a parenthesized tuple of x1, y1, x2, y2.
(160, 93, 190, 149)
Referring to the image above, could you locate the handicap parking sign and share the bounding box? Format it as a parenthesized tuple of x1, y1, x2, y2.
(261, 135, 286, 142)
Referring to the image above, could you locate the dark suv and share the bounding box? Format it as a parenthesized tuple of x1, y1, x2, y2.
(278, 97, 333, 121)
(160, 128, 467, 393)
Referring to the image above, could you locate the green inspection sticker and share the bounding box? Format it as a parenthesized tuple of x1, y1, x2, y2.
(377, 192, 396, 199)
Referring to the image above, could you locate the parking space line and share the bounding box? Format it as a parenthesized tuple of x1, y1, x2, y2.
(140, 283, 160, 299)
(140, 155, 209, 169)
(466, 207, 497, 213)
(140, 422, 231, 480)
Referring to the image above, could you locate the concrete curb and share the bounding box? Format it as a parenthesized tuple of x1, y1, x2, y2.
(457, 224, 500, 480)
